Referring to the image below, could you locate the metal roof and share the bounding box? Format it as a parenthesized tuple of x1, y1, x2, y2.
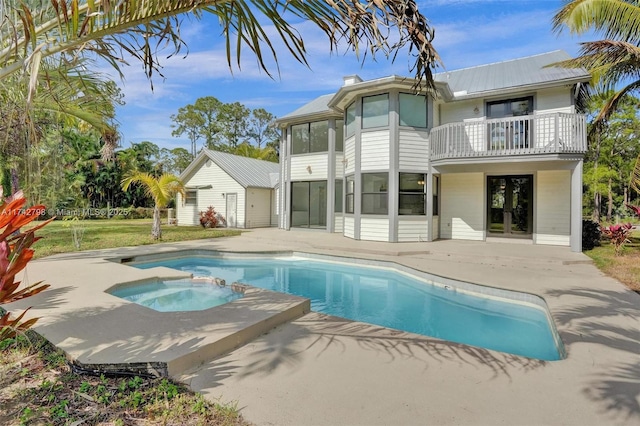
(204, 149, 279, 189)
(278, 93, 335, 121)
(434, 50, 590, 96)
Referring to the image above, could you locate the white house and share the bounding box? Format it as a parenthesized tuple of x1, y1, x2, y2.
(276, 51, 591, 252)
(177, 150, 279, 228)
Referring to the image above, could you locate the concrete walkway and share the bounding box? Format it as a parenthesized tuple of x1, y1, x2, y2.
(6, 228, 640, 425)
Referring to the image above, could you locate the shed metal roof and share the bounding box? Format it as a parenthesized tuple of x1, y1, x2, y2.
(203, 149, 279, 189)
(434, 50, 590, 96)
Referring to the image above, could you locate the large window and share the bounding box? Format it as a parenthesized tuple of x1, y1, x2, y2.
(399, 173, 426, 215)
(335, 119, 344, 152)
(291, 181, 327, 228)
(291, 121, 328, 154)
(362, 173, 388, 214)
(399, 93, 427, 128)
(345, 176, 355, 213)
(362, 94, 389, 129)
(335, 179, 343, 212)
(346, 103, 356, 138)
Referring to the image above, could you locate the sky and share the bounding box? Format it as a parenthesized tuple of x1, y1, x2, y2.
(109, 0, 594, 152)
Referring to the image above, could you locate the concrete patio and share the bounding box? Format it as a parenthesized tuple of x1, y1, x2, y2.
(5, 228, 640, 425)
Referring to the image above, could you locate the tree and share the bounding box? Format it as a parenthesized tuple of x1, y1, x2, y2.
(217, 102, 251, 149)
(171, 97, 224, 157)
(553, 0, 640, 128)
(2, 0, 441, 158)
(121, 173, 185, 240)
(233, 141, 278, 162)
(247, 108, 278, 149)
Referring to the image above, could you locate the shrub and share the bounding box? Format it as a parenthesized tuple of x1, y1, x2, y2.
(582, 219, 602, 251)
(626, 203, 640, 218)
(199, 206, 223, 228)
(601, 223, 633, 256)
(0, 188, 52, 340)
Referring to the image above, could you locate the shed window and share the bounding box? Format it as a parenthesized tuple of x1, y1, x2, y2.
(184, 190, 197, 205)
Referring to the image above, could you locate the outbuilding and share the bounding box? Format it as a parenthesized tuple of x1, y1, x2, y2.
(176, 149, 279, 228)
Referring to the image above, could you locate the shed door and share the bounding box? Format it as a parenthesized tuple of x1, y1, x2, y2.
(226, 193, 237, 227)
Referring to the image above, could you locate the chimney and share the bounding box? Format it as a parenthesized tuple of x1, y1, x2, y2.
(343, 75, 363, 86)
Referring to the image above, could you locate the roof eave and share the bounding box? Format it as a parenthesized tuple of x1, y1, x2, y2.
(449, 75, 591, 102)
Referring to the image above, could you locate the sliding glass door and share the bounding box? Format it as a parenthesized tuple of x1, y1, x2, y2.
(291, 181, 327, 228)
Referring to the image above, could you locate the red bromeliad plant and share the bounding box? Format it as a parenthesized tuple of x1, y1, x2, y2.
(600, 223, 633, 256)
(626, 203, 640, 218)
(0, 187, 53, 341)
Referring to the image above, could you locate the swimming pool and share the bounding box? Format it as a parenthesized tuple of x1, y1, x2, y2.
(131, 254, 563, 360)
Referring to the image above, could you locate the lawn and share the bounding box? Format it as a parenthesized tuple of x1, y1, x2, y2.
(584, 235, 640, 293)
(30, 219, 241, 259)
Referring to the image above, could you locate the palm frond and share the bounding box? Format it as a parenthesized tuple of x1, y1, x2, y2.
(553, 0, 640, 43)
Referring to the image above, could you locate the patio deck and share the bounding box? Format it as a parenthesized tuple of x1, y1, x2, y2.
(4, 228, 639, 425)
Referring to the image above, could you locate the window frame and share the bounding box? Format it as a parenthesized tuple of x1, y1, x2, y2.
(398, 173, 426, 216)
(345, 175, 355, 214)
(290, 120, 329, 154)
(184, 190, 197, 206)
(361, 172, 389, 215)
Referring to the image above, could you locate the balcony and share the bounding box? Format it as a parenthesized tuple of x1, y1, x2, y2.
(430, 113, 587, 161)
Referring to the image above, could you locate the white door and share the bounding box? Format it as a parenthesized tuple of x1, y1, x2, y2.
(226, 193, 237, 227)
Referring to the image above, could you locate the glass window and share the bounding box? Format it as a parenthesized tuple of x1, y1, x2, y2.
(346, 103, 356, 137)
(433, 175, 439, 216)
(291, 121, 328, 154)
(335, 179, 343, 212)
(335, 120, 344, 152)
(291, 124, 309, 154)
(399, 93, 427, 128)
(362, 94, 389, 129)
(399, 173, 425, 215)
(310, 121, 328, 152)
(184, 190, 197, 205)
(362, 173, 388, 215)
(345, 176, 355, 214)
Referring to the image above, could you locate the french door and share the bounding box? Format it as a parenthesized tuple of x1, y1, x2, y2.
(487, 175, 533, 236)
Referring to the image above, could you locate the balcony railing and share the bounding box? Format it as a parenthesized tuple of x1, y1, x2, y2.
(430, 113, 587, 161)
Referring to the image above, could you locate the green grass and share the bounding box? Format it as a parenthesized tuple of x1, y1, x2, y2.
(30, 219, 241, 259)
(584, 236, 640, 292)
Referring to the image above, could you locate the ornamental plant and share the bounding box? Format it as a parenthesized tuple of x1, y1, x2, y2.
(0, 187, 53, 340)
(199, 206, 225, 229)
(626, 203, 640, 218)
(600, 223, 633, 256)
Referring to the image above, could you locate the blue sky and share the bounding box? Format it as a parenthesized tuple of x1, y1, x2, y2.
(111, 0, 593, 151)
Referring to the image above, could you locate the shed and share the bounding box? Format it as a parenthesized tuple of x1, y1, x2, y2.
(176, 150, 279, 228)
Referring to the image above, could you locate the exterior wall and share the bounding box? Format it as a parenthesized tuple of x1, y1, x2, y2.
(360, 217, 390, 241)
(178, 160, 245, 227)
(344, 216, 355, 238)
(290, 154, 328, 181)
(334, 215, 344, 233)
(440, 173, 484, 240)
(245, 188, 273, 228)
(361, 130, 390, 171)
(335, 153, 345, 177)
(398, 217, 428, 242)
(399, 130, 429, 169)
(345, 136, 356, 174)
(536, 87, 574, 114)
(536, 170, 571, 246)
(432, 215, 440, 240)
(176, 193, 198, 226)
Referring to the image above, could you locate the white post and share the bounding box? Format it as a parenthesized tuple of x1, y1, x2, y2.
(570, 161, 583, 252)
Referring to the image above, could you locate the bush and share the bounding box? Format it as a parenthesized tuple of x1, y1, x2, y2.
(601, 223, 633, 256)
(582, 219, 602, 251)
(199, 206, 226, 228)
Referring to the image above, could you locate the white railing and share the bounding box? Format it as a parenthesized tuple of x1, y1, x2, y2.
(431, 113, 587, 161)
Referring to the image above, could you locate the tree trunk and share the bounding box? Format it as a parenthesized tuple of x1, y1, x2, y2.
(607, 178, 613, 222)
(624, 186, 628, 207)
(152, 206, 162, 240)
(594, 192, 601, 222)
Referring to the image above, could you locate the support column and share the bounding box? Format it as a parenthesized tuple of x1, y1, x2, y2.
(327, 119, 336, 233)
(570, 160, 583, 252)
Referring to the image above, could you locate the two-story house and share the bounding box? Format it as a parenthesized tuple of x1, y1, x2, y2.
(276, 51, 590, 252)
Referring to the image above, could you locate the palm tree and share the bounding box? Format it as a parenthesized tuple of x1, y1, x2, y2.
(552, 0, 640, 128)
(121, 172, 185, 240)
(233, 141, 278, 162)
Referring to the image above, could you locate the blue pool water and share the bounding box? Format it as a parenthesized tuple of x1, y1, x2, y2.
(133, 256, 562, 360)
(110, 279, 243, 312)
